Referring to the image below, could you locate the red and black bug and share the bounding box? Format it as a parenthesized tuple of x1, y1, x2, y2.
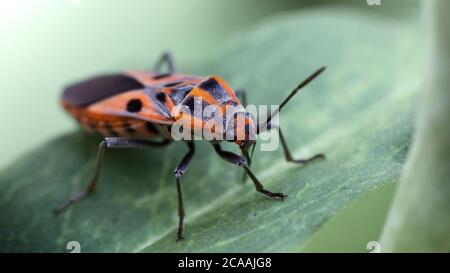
(55, 52, 326, 241)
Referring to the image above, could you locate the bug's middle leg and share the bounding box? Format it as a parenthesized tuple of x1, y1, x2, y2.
(173, 141, 195, 241)
(213, 144, 287, 200)
(53, 137, 171, 214)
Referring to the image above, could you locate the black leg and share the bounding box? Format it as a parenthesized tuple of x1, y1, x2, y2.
(235, 88, 247, 107)
(239, 147, 250, 182)
(236, 88, 249, 181)
(54, 137, 171, 214)
(278, 128, 324, 164)
(260, 123, 324, 164)
(154, 52, 176, 74)
(174, 141, 195, 241)
(213, 144, 287, 200)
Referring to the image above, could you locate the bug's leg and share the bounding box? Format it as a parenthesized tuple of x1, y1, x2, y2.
(239, 151, 249, 182)
(278, 127, 324, 164)
(54, 138, 171, 214)
(153, 52, 176, 74)
(173, 141, 195, 241)
(235, 88, 249, 182)
(260, 123, 324, 164)
(235, 88, 248, 107)
(213, 144, 287, 200)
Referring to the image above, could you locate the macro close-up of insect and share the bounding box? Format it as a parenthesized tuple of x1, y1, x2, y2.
(2, 0, 448, 258)
(54, 52, 326, 241)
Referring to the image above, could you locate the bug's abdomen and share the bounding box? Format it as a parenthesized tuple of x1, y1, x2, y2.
(62, 101, 163, 139)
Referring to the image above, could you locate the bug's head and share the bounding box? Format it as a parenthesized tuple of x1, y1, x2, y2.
(226, 111, 257, 156)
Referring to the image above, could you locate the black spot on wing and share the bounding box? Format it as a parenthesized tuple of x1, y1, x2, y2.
(145, 87, 171, 117)
(63, 74, 144, 107)
(155, 92, 166, 103)
(198, 77, 232, 104)
(126, 99, 142, 113)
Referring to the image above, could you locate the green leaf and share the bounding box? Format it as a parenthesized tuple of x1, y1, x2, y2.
(0, 9, 423, 252)
(380, 0, 450, 252)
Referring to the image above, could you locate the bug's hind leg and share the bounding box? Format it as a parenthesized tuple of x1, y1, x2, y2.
(213, 144, 287, 200)
(153, 52, 176, 74)
(53, 141, 106, 214)
(173, 141, 195, 242)
(53, 138, 171, 215)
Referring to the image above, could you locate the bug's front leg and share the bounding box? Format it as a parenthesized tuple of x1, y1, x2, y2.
(235, 88, 251, 181)
(213, 144, 287, 201)
(53, 138, 171, 214)
(260, 123, 325, 164)
(235, 88, 250, 183)
(173, 141, 195, 242)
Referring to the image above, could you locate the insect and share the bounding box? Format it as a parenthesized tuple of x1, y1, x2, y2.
(55, 52, 326, 241)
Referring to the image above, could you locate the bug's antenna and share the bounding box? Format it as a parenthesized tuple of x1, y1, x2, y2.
(258, 66, 326, 132)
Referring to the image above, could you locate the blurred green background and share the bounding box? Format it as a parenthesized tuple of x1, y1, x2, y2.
(0, 0, 419, 252)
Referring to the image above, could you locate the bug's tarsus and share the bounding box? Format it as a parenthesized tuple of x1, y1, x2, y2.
(243, 165, 287, 201)
(213, 144, 287, 201)
(53, 188, 91, 215)
(258, 66, 326, 132)
(154, 52, 176, 74)
(174, 141, 195, 242)
(53, 138, 171, 215)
